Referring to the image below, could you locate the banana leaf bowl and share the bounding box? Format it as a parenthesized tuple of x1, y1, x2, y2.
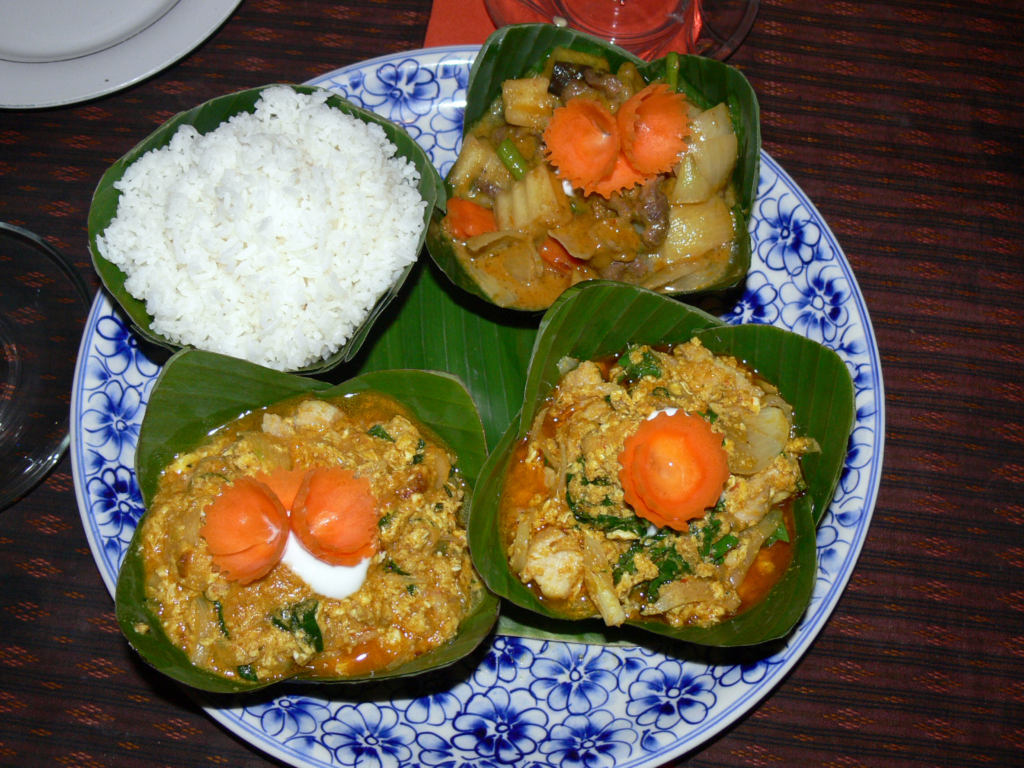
(114, 350, 499, 693)
(88, 84, 445, 375)
(425, 23, 760, 312)
(468, 281, 855, 647)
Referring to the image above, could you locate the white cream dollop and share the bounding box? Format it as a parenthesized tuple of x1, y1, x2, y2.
(279, 533, 370, 600)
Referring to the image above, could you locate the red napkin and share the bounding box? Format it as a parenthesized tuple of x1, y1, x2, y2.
(423, 0, 703, 55)
(424, 0, 497, 47)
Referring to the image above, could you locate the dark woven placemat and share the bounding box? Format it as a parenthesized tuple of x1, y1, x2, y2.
(0, 1, 1021, 765)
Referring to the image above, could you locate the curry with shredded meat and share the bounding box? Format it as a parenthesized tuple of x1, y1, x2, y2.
(498, 338, 818, 628)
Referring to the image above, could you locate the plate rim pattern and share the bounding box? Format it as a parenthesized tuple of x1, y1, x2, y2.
(70, 45, 884, 768)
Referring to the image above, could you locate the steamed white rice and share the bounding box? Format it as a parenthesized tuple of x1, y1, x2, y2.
(97, 86, 426, 371)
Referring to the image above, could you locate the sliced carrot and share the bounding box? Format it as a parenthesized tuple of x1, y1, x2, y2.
(252, 466, 308, 511)
(543, 98, 620, 193)
(444, 197, 497, 239)
(618, 83, 690, 176)
(200, 477, 290, 584)
(588, 151, 652, 199)
(618, 411, 730, 529)
(538, 237, 585, 273)
(291, 466, 378, 567)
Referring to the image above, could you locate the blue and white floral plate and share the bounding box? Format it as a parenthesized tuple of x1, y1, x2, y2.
(71, 47, 884, 768)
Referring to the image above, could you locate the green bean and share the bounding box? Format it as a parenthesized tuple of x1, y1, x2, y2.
(497, 138, 528, 180)
(666, 51, 680, 92)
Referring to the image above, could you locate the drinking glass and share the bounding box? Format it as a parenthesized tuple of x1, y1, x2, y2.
(483, 0, 759, 60)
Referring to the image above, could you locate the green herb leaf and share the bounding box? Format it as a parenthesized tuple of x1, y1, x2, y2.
(214, 600, 230, 639)
(368, 424, 394, 442)
(764, 522, 790, 547)
(385, 560, 411, 576)
(617, 346, 661, 383)
(272, 599, 324, 654)
(647, 543, 693, 600)
(237, 664, 258, 682)
(708, 534, 740, 564)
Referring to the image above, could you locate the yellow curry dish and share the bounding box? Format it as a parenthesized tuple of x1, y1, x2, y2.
(498, 338, 819, 628)
(136, 391, 486, 685)
(438, 47, 749, 310)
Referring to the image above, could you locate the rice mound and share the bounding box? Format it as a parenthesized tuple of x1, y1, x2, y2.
(97, 86, 426, 371)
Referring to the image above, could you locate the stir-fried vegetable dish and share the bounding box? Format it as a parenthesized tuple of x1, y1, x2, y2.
(498, 338, 820, 628)
(139, 392, 484, 684)
(441, 48, 745, 310)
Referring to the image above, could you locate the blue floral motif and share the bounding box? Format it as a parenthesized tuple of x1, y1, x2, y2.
(361, 60, 440, 125)
(779, 261, 851, 344)
(833, 323, 868, 362)
(832, 492, 865, 531)
(715, 654, 785, 687)
(474, 635, 537, 686)
(540, 710, 637, 768)
(251, 696, 332, 740)
(427, 56, 471, 176)
(417, 731, 502, 768)
(756, 166, 780, 200)
(724, 270, 778, 326)
(93, 314, 161, 383)
(430, 99, 464, 162)
(625, 661, 717, 728)
(322, 704, 415, 767)
(88, 465, 142, 556)
(840, 424, 874, 497)
(81, 381, 143, 463)
(815, 523, 846, 579)
(404, 688, 466, 726)
(530, 644, 620, 715)
(756, 191, 823, 275)
(451, 689, 548, 763)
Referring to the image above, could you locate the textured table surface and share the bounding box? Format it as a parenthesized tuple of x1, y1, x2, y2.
(1, 1, 1021, 765)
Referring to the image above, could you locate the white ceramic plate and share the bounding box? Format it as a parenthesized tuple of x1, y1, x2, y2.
(71, 47, 884, 768)
(0, 0, 241, 109)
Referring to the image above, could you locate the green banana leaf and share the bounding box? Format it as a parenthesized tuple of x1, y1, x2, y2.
(116, 349, 498, 693)
(88, 84, 445, 375)
(468, 281, 855, 647)
(424, 23, 760, 309)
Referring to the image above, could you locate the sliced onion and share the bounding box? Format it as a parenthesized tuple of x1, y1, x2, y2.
(721, 508, 782, 589)
(582, 533, 626, 626)
(510, 513, 533, 574)
(647, 578, 717, 614)
(728, 406, 791, 475)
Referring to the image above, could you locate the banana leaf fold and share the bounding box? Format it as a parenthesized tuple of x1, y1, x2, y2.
(88, 84, 445, 375)
(115, 350, 498, 693)
(425, 23, 761, 310)
(468, 281, 855, 647)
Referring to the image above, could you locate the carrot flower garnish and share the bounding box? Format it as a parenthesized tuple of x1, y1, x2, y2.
(543, 98, 620, 194)
(200, 477, 290, 584)
(252, 466, 308, 511)
(618, 83, 690, 176)
(587, 150, 653, 199)
(618, 411, 730, 529)
(291, 467, 379, 567)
